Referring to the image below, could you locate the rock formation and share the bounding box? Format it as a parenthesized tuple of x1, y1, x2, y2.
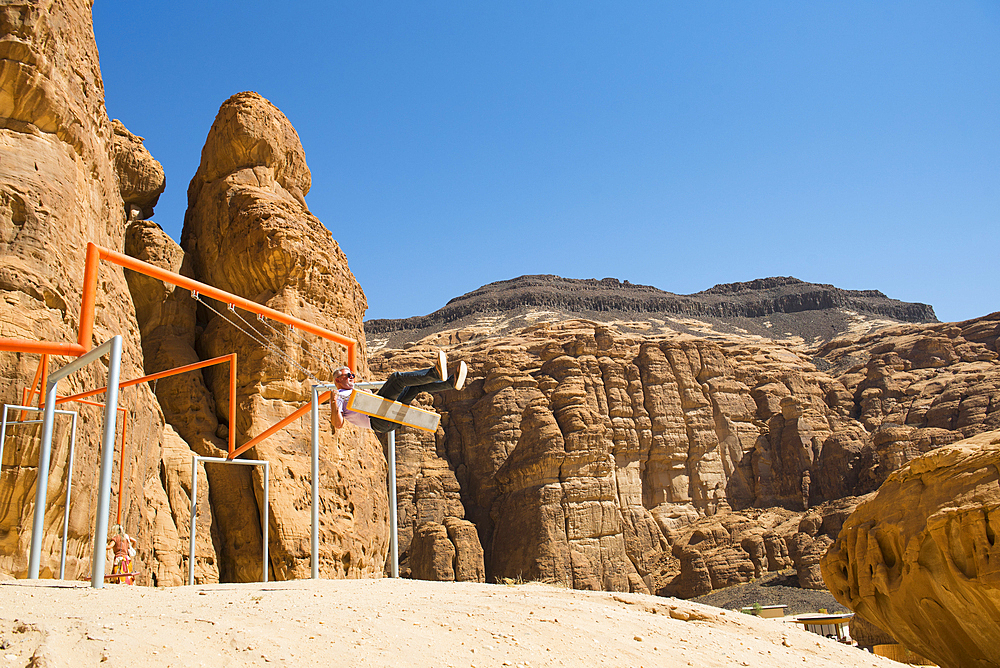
(370, 312, 1000, 595)
(3, 6, 998, 629)
(822, 429, 1000, 668)
(176, 91, 387, 580)
(110, 119, 165, 222)
(407, 517, 485, 582)
(367, 274, 937, 351)
(0, 4, 390, 587)
(0, 0, 168, 580)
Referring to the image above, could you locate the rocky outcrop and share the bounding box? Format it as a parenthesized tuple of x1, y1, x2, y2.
(0, 0, 170, 581)
(409, 518, 484, 582)
(367, 275, 937, 350)
(178, 91, 387, 580)
(0, 5, 391, 586)
(110, 119, 165, 221)
(371, 313, 1000, 596)
(821, 430, 1000, 668)
(122, 220, 226, 583)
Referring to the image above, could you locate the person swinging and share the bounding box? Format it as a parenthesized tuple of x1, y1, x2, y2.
(332, 351, 467, 433)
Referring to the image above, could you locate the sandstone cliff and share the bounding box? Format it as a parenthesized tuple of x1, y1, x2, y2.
(114, 89, 393, 582)
(370, 312, 1000, 596)
(821, 429, 1000, 668)
(0, 5, 389, 586)
(140, 90, 389, 581)
(0, 0, 171, 581)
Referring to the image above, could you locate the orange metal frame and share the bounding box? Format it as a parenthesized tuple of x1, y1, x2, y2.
(1, 243, 357, 463)
(0, 243, 357, 369)
(19, 353, 239, 522)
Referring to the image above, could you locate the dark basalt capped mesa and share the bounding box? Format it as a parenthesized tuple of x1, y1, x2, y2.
(366, 274, 937, 348)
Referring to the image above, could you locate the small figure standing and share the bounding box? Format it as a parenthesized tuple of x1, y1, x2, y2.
(106, 524, 137, 584)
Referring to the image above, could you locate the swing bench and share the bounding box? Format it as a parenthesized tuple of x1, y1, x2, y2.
(346, 389, 440, 432)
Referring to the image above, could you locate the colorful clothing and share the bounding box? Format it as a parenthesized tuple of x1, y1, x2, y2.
(111, 554, 134, 585)
(108, 533, 135, 584)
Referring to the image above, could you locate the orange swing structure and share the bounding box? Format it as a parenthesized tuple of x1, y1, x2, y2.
(0, 242, 357, 587)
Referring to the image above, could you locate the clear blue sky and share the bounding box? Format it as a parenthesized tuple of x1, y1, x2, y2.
(92, 1, 999, 323)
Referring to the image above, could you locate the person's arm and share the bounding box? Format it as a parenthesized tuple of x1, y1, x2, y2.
(331, 393, 345, 430)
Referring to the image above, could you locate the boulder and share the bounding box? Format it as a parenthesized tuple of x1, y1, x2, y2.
(822, 430, 1000, 668)
(410, 521, 455, 581)
(445, 517, 485, 582)
(111, 119, 165, 221)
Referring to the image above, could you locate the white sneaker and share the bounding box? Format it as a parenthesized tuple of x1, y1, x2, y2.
(435, 350, 448, 381)
(452, 360, 468, 391)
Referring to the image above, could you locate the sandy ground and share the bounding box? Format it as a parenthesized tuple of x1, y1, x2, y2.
(0, 578, 900, 668)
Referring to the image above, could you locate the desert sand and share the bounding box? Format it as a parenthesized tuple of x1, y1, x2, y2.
(0, 578, 898, 667)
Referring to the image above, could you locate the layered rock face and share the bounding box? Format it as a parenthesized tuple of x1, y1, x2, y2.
(370, 312, 1000, 594)
(0, 4, 388, 586)
(174, 91, 387, 580)
(821, 430, 1000, 668)
(367, 274, 937, 351)
(110, 119, 165, 221)
(0, 1, 170, 581)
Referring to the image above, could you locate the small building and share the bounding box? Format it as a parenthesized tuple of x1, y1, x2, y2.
(791, 613, 853, 642)
(740, 604, 787, 619)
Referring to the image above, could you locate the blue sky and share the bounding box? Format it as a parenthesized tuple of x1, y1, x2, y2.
(92, 2, 999, 323)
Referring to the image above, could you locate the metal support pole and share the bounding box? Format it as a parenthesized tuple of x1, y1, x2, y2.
(59, 412, 78, 580)
(188, 455, 198, 586)
(27, 380, 58, 579)
(310, 386, 321, 579)
(91, 335, 122, 589)
(3, 405, 77, 580)
(188, 456, 270, 585)
(388, 429, 398, 578)
(28, 335, 121, 586)
(262, 461, 269, 583)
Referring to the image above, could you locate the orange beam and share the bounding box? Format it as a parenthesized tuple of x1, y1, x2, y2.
(55, 354, 239, 455)
(57, 355, 235, 402)
(78, 242, 100, 350)
(228, 390, 332, 460)
(0, 340, 85, 356)
(228, 353, 237, 456)
(89, 244, 357, 370)
(117, 411, 128, 525)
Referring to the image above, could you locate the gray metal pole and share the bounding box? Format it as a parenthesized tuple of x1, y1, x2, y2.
(388, 429, 398, 578)
(27, 382, 59, 579)
(311, 386, 319, 579)
(354, 381, 399, 577)
(58, 411, 78, 579)
(189, 456, 269, 584)
(4, 405, 76, 579)
(27, 337, 119, 581)
(262, 461, 269, 583)
(188, 454, 198, 586)
(90, 335, 123, 589)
